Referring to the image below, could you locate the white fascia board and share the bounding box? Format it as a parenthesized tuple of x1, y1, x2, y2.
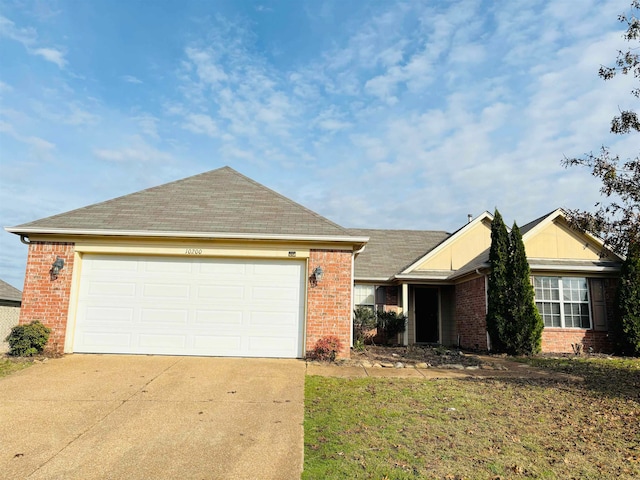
(354, 277, 394, 283)
(5, 226, 369, 245)
(400, 211, 494, 274)
(528, 264, 621, 273)
(394, 273, 452, 281)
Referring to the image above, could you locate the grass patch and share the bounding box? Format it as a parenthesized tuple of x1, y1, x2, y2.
(0, 357, 34, 378)
(304, 361, 640, 479)
(515, 356, 640, 401)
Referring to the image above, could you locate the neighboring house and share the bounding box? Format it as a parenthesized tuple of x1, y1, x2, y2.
(5, 167, 623, 358)
(351, 210, 622, 353)
(0, 279, 22, 353)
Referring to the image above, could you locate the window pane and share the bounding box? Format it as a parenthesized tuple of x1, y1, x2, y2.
(561, 277, 590, 329)
(354, 285, 375, 306)
(535, 276, 590, 329)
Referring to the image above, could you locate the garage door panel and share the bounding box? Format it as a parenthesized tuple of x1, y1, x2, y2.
(248, 336, 296, 353)
(140, 308, 189, 325)
(197, 285, 245, 300)
(90, 258, 139, 273)
(88, 282, 137, 297)
(251, 285, 299, 302)
(249, 311, 297, 326)
(199, 262, 246, 275)
(74, 255, 305, 358)
(143, 283, 191, 299)
(138, 334, 187, 349)
(194, 310, 243, 326)
(144, 260, 194, 273)
(85, 306, 134, 323)
(193, 335, 242, 351)
(80, 332, 133, 348)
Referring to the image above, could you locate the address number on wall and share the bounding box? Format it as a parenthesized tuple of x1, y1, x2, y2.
(185, 248, 203, 255)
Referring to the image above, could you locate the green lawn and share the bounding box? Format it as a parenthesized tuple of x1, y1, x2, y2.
(0, 357, 33, 378)
(304, 357, 640, 479)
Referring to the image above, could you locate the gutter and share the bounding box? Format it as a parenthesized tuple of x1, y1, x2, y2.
(4, 227, 369, 246)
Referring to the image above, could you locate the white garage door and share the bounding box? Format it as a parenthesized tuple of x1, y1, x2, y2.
(73, 255, 306, 358)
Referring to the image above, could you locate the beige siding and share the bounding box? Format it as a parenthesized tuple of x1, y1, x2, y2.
(0, 305, 20, 353)
(415, 219, 492, 271)
(524, 219, 612, 260)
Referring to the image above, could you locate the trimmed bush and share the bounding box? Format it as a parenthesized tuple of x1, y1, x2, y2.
(6, 321, 51, 357)
(353, 307, 377, 350)
(376, 311, 407, 345)
(310, 335, 343, 362)
(613, 240, 640, 356)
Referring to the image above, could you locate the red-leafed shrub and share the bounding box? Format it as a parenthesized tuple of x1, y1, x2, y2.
(310, 335, 343, 362)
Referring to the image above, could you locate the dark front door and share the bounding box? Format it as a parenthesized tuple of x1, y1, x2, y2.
(415, 288, 439, 343)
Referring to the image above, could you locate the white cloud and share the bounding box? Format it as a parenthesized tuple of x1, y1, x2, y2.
(32, 47, 66, 68)
(94, 137, 173, 163)
(182, 113, 218, 137)
(0, 15, 66, 68)
(0, 120, 56, 154)
(0, 15, 36, 44)
(121, 75, 143, 84)
(133, 114, 160, 139)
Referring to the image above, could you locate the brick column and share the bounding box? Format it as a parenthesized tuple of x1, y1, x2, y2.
(306, 249, 353, 358)
(454, 276, 487, 350)
(19, 242, 75, 355)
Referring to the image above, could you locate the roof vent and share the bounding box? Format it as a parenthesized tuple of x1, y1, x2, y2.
(467, 214, 473, 223)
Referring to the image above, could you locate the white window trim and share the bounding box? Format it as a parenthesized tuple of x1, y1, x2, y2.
(354, 284, 376, 311)
(535, 276, 592, 329)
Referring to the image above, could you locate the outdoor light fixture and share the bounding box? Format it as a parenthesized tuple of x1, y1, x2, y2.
(310, 266, 324, 287)
(50, 256, 65, 279)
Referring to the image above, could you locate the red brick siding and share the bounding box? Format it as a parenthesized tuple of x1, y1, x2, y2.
(454, 276, 487, 350)
(19, 242, 75, 355)
(306, 249, 353, 358)
(541, 330, 612, 353)
(384, 286, 398, 306)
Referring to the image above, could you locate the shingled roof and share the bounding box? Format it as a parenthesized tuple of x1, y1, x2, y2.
(8, 167, 360, 240)
(349, 228, 450, 280)
(0, 279, 22, 303)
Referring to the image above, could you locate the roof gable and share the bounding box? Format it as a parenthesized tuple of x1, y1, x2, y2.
(522, 209, 620, 262)
(8, 167, 354, 239)
(403, 212, 494, 273)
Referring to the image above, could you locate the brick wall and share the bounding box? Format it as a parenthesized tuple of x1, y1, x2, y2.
(542, 330, 612, 353)
(19, 242, 75, 355)
(306, 249, 353, 358)
(454, 276, 487, 351)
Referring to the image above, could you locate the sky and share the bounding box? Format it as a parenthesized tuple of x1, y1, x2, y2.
(0, 0, 637, 290)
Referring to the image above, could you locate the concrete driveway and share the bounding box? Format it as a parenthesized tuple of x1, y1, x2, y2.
(0, 355, 305, 479)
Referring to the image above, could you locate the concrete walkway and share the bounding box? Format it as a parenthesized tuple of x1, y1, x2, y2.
(0, 355, 305, 480)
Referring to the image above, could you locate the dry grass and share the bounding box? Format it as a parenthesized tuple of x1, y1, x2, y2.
(0, 356, 34, 378)
(304, 356, 640, 479)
